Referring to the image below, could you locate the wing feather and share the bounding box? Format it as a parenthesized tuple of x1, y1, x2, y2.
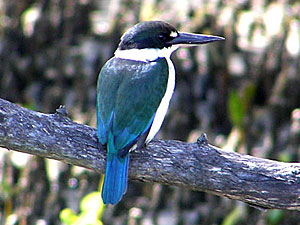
(97, 57, 169, 152)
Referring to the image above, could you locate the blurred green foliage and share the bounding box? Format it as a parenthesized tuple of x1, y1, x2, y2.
(60, 192, 105, 225)
(228, 83, 256, 129)
(221, 205, 244, 225)
(266, 209, 284, 225)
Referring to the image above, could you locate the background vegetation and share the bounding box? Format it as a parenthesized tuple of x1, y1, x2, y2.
(0, 0, 299, 224)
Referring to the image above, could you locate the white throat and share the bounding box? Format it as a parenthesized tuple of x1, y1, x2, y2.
(114, 46, 178, 62)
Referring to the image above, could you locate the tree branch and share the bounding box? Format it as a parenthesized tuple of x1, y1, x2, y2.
(0, 98, 299, 210)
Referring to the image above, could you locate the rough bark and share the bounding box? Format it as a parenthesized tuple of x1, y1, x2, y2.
(0, 98, 299, 210)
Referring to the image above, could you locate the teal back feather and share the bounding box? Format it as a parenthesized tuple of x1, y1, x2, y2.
(97, 57, 169, 204)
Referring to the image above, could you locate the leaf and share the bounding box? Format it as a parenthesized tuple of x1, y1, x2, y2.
(80, 192, 103, 214)
(59, 192, 105, 225)
(221, 206, 243, 225)
(59, 208, 78, 225)
(228, 90, 245, 128)
(266, 209, 284, 225)
(228, 83, 256, 128)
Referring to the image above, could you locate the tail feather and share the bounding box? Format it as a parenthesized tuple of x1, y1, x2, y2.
(101, 153, 129, 204)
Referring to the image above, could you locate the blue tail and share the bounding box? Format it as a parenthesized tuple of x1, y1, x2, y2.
(101, 153, 129, 204)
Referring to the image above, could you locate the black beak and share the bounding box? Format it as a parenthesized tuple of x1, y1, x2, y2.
(167, 32, 225, 45)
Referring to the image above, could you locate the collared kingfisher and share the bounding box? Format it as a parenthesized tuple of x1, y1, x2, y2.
(97, 21, 224, 204)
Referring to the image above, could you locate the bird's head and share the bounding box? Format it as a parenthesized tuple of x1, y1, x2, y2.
(118, 21, 224, 50)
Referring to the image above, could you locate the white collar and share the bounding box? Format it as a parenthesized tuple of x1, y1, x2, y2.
(114, 46, 178, 62)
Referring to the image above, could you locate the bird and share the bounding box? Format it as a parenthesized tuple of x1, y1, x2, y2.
(97, 21, 224, 204)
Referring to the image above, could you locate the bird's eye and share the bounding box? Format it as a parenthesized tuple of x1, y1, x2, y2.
(158, 34, 167, 41)
(126, 40, 134, 45)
